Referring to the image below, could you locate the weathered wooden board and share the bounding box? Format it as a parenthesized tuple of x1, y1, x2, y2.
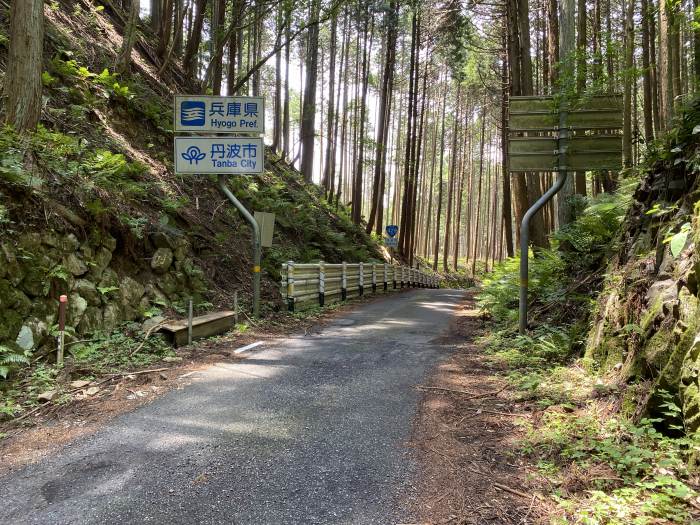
(509, 134, 622, 171)
(159, 310, 236, 347)
(508, 94, 622, 172)
(509, 109, 622, 130)
(509, 95, 623, 131)
(509, 151, 622, 171)
(509, 95, 622, 113)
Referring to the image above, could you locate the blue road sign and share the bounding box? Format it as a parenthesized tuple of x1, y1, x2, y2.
(386, 225, 399, 238)
(174, 95, 264, 133)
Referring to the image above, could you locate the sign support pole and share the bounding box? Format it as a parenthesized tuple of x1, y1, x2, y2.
(519, 102, 570, 334)
(218, 175, 261, 318)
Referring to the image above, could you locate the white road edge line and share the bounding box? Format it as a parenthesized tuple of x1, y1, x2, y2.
(233, 341, 265, 354)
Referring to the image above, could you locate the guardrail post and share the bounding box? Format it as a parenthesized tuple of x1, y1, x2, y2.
(287, 261, 295, 312)
(341, 261, 347, 301)
(319, 260, 325, 307)
(393, 266, 397, 289)
(383, 263, 388, 291)
(400, 266, 404, 289)
(359, 262, 364, 297)
(371, 263, 377, 293)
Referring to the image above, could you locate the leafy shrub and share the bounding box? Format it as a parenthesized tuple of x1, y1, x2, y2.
(478, 248, 567, 325)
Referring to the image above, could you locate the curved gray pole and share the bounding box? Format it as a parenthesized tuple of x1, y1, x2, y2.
(218, 174, 261, 318)
(519, 105, 569, 334)
(518, 171, 568, 333)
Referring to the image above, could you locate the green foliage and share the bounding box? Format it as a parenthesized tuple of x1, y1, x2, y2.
(0, 203, 10, 225)
(84, 150, 148, 197)
(664, 222, 692, 258)
(0, 344, 30, 379)
(97, 285, 120, 296)
(69, 323, 174, 373)
(526, 412, 699, 523)
(553, 191, 630, 269)
(43, 264, 71, 295)
(478, 249, 567, 325)
(118, 215, 149, 239)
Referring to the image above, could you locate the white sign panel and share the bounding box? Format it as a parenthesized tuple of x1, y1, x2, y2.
(174, 95, 265, 133)
(384, 237, 398, 248)
(174, 137, 264, 175)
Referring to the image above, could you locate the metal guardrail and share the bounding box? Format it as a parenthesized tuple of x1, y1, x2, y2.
(281, 261, 439, 312)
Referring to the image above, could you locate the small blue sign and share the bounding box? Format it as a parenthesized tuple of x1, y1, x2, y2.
(386, 225, 398, 238)
(180, 101, 206, 127)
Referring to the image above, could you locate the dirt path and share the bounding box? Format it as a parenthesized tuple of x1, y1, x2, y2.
(409, 291, 549, 524)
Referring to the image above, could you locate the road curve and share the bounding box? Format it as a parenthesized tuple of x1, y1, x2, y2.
(0, 288, 464, 525)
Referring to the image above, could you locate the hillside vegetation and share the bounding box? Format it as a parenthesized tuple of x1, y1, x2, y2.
(0, 2, 381, 400)
(478, 97, 700, 522)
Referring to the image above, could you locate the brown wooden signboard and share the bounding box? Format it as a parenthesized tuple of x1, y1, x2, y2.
(507, 95, 623, 172)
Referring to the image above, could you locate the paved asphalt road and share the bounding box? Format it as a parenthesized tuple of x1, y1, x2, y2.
(1, 288, 464, 525)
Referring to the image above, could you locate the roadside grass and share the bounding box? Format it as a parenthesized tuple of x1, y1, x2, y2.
(478, 299, 700, 523)
(0, 323, 175, 422)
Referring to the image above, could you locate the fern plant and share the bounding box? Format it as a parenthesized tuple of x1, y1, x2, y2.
(0, 344, 30, 379)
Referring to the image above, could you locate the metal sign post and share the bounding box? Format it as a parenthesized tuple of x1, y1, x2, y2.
(507, 95, 623, 333)
(174, 95, 265, 318)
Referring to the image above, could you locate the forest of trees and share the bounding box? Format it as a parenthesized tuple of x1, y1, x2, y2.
(4, 0, 699, 271)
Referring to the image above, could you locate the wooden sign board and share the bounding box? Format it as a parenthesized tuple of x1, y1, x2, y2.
(507, 95, 623, 172)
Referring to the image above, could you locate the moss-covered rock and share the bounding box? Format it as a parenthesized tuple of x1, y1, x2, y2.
(68, 293, 88, 326)
(151, 247, 173, 274)
(681, 330, 700, 433)
(103, 302, 122, 332)
(73, 278, 100, 305)
(90, 246, 113, 280)
(156, 272, 178, 297)
(63, 253, 88, 277)
(119, 276, 145, 305)
(78, 306, 103, 334)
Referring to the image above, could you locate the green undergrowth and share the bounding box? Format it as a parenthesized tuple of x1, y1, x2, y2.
(0, 322, 174, 422)
(477, 174, 700, 522)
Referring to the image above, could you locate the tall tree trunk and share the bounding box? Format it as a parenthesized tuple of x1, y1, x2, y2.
(116, 0, 141, 74)
(399, 11, 418, 255)
(574, 0, 587, 195)
(351, 11, 373, 223)
(622, 0, 635, 167)
(471, 107, 487, 277)
(659, 0, 673, 127)
(271, 3, 283, 151)
(321, 12, 339, 192)
(183, 0, 208, 79)
(367, 1, 398, 234)
(443, 87, 461, 272)
(157, 0, 174, 59)
(557, 0, 576, 228)
(3, 0, 43, 133)
(501, 30, 515, 257)
(300, 0, 322, 182)
(641, 0, 654, 142)
(649, 0, 661, 133)
(407, 53, 427, 264)
(282, 5, 291, 159)
(151, 0, 162, 32)
(432, 75, 448, 272)
(211, 0, 225, 94)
